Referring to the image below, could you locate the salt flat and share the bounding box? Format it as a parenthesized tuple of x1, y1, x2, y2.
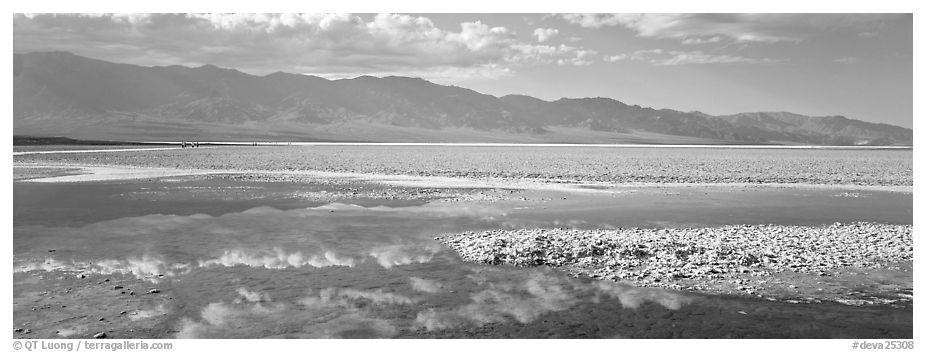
(13, 145, 913, 187)
(12, 145, 913, 339)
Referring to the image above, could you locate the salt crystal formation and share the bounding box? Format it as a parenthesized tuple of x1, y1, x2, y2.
(437, 223, 912, 295)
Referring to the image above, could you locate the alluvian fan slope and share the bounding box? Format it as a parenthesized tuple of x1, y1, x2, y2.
(14, 51, 912, 145)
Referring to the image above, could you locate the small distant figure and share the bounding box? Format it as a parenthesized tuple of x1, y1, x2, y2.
(194, 141, 199, 148)
(181, 141, 186, 148)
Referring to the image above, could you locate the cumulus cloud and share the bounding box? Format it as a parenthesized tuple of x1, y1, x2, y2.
(409, 277, 444, 293)
(188, 305, 396, 339)
(591, 281, 691, 310)
(197, 244, 440, 272)
(681, 36, 722, 45)
(94, 255, 192, 279)
(235, 287, 272, 303)
(14, 258, 76, 273)
(556, 49, 597, 66)
(14, 13, 598, 81)
(532, 27, 559, 42)
(198, 248, 357, 269)
(368, 244, 442, 268)
(15, 201, 509, 288)
(559, 13, 627, 29)
(14, 254, 191, 282)
(416, 268, 691, 331)
(509, 43, 595, 66)
(612, 49, 776, 66)
(178, 287, 411, 338)
(560, 13, 901, 44)
(416, 274, 578, 330)
(603, 54, 627, 63)
(320, 288, 417, 306)
(173, 264, 691, 337)
(177, 301, 295, 338)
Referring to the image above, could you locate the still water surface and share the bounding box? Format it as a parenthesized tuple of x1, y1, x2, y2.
(13, 178, 912, 338)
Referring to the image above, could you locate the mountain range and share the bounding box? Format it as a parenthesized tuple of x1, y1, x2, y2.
(13, 51, 912, 145)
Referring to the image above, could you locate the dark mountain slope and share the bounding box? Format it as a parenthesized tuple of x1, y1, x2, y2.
(13, 52, 912, 145)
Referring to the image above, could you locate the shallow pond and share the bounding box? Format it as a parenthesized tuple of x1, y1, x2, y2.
(13, 177, 913, 338)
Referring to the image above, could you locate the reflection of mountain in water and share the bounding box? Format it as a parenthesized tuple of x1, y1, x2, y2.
(13, 175, 914, 338)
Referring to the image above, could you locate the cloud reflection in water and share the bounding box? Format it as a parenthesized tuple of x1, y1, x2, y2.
(17, 202, 693, 337)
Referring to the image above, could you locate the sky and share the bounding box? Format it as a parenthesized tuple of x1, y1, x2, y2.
(12, 13, 913, 128)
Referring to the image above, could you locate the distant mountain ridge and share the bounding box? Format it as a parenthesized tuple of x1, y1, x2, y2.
(13, 51, 912, 145)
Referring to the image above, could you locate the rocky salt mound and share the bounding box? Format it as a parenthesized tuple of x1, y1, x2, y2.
(436, 223, 912, 305)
